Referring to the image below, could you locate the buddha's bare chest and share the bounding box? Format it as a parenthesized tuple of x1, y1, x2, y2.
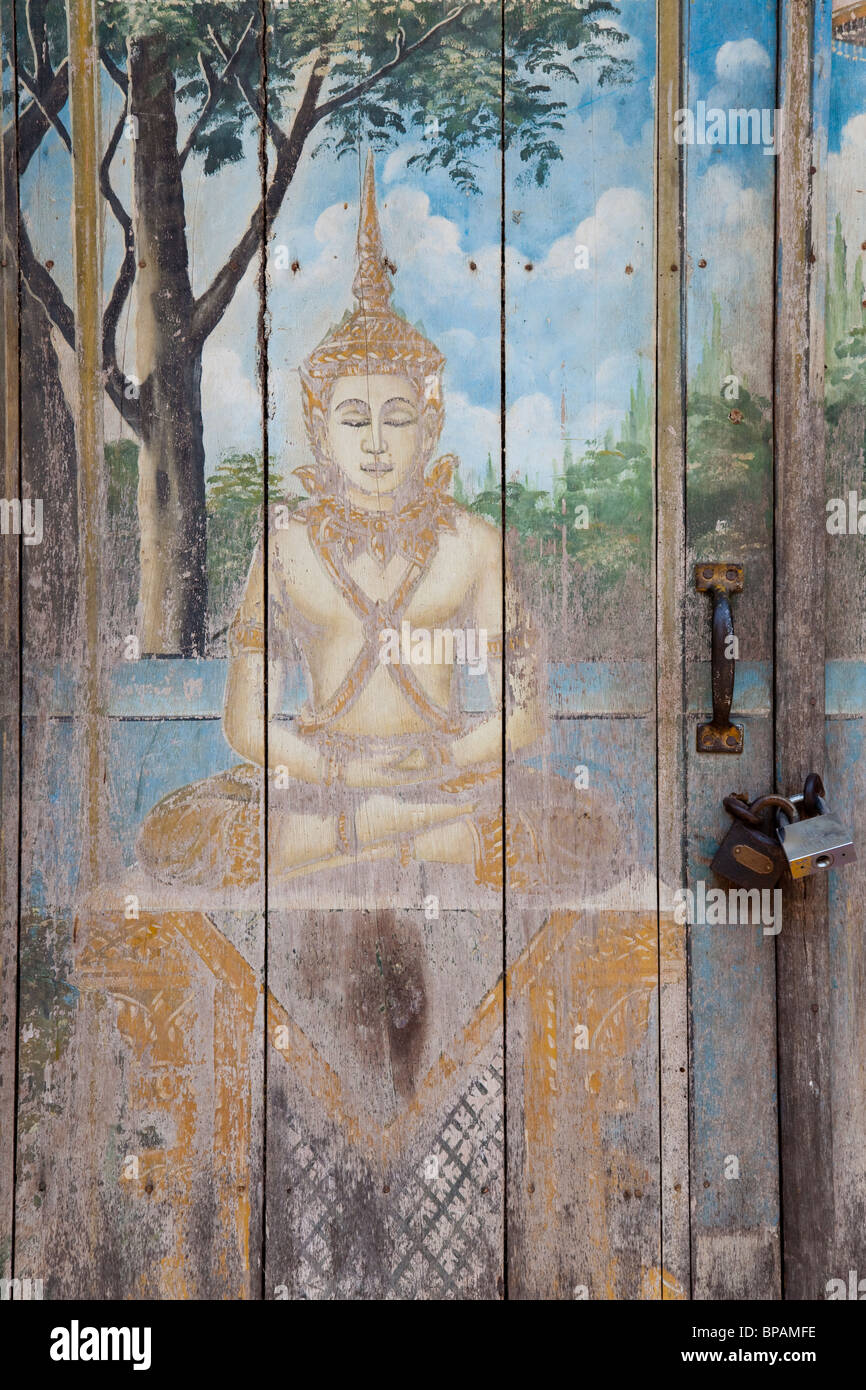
(282, 543, 474, 638)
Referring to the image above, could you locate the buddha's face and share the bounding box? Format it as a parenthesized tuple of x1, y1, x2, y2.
(327, 373, 423, 498)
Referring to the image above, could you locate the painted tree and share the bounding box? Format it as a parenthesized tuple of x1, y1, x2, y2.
(2, 1, 77, 655)
(12, 0, 631, 654)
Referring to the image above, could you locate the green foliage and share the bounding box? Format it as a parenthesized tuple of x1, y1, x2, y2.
(826, 212, 865, 381)
(17, 913, 76, 1139)
(826, 217, 866, 424)
(824, 212, 866, 513)
(827, 325, 866, 425)
(106, 438, 139, 519)
(556, 439, 651, 585)
(87, 1, 632, 187)
(206, 452, 289, 635)
(686, 386, 771, 544)
(684, 297, 771, 546)
(469, 381, 652, 595)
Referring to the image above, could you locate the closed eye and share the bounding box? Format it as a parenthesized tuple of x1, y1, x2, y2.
(382, 397, 417, 427)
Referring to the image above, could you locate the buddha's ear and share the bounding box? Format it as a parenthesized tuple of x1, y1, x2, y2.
(420, 395, 445, 460)
(292, 465, 321, 496)
(428, 454, 458, 492)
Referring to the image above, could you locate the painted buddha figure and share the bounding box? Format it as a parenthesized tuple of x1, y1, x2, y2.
(138, 158, 609, 895)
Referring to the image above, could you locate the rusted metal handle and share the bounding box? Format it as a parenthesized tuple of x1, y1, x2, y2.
(695, 563, 744, 754)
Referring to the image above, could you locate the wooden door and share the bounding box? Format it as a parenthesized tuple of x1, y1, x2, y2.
(1, 0, 864, 1302)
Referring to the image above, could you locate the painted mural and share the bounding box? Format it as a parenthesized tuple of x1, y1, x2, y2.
(4, 0, 863, 1307)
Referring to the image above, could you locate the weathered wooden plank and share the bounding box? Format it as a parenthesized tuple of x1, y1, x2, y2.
(683, 0, 782, 1298)
(774, 0, 834, 1301)
(504, 0, 666, 1299)
(266, 906, 504, 1298)
(260, 0, 508, 1288)
(12, 0, 268, 1296)
(809, 0, 866, 1300)
(655, 0, 691, 1299)
(0, 0, 20, 1288)
(12, 0, 105, 1299)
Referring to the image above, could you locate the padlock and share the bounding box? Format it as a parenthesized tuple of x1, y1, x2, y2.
(775, 776, 856, 880)
(711, 793, 798, 889)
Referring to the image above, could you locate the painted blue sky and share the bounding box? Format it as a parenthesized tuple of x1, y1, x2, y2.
(828, 18, 866, 352)
(19, 0, 866, 491)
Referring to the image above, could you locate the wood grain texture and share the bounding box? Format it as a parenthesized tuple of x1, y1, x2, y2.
(4, 0, 865, 1304)
(682, 0, 782, 1300)
(260, 112, 506, 1297)
(774, 0, 834, 1301)
(655, 0, 691, 1300)
(504, 4, 665, 1298)
(265, 907, 503, 1299)
(11, 1, 268, 1298)
(0, 0, 20, 1286)
(823, 5, 866, 1297)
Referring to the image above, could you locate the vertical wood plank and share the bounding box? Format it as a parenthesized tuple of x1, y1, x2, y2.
(684, 0, 782, 1298)
(505, 0, 666, 1299)
(67, 0, 105, 890)
(12, 0, 87, 1299)
(655, 0, 691, 1299)
(261, 6, 506, 1298)
(0, 0, 20, 1286)
(823, 0, 866, 1302)
(13, 2, 267, 1296)
(774, 0, 835, 1300)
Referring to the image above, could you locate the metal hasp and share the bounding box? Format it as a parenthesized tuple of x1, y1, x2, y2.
(695, 562, 744, 753)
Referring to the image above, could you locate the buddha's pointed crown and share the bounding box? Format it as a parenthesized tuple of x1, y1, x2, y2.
(300, 155, 445, 404)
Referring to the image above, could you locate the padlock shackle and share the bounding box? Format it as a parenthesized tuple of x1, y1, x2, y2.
(722, 794, 762, 827)
(803, 772, 825, 815)
(788, 791, 829, 817)
(751, 793, 799, 819)
(723, 793, 799, 829)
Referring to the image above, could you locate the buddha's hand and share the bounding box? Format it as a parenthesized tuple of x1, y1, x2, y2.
(340, 747, 446, 790)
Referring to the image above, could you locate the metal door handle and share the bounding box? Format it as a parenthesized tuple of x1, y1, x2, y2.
(695, 562, 744, 754)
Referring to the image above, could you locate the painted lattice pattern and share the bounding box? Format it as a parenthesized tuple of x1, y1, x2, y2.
(276, 1058, 504, 1299)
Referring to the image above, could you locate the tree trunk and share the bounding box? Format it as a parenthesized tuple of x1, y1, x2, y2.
(130, 35, 206, 656)
(20, 285, 79, 659)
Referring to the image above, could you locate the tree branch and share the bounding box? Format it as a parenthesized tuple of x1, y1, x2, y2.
(178, 12, 257, 168)
(7, 42, 138, 432)
(99, 108, 139, 433)
(188, 2, 469, 348)
(189, 4, 469, 348)
(17, 63, 71, 151)
(179, 52, 218, 168)
(17, 218, 75, 351)
(190, 48, 330, 345)
(209, 22, 285, 153)
(26, 0, 52, 88)
(99, 46, 128, 95)
(311, 3, 470, 126)
(4, 58, 69, 177)
(100, 109, 133, 245)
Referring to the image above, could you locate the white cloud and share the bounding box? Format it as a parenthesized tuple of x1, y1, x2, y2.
(704, 39, 775, 119)
(383, 141, 426, 183)
(266, 171, 655, 487)
(541, 186, 651, 284)
(201, 346, 263, 469)
(685, 163, 774, 391)
(715, 39, 772, 81)
(506, 393, 562, 481)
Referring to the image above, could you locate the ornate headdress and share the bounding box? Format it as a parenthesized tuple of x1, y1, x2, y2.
(298, 154, 446, 476)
